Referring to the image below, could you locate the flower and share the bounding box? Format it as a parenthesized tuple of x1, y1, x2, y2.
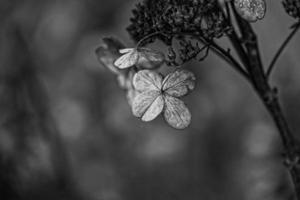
(114, 47, 165, 69)
(95, 37, 137, 105)
(234, 0, 266, 22)
(95, 37, 126, 75)
(131, 69, 196, 129)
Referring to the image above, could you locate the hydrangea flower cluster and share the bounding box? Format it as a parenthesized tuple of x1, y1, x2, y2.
(96, 37, 196, 129)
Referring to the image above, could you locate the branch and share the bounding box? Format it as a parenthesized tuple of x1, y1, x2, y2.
(209, 41, 251, 81)
(186, 33, 251, 81)
(267, 22, 300, 78)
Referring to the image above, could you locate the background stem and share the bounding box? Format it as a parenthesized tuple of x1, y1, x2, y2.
(267, 22, 300, 78)
(226, 4, 300, 198)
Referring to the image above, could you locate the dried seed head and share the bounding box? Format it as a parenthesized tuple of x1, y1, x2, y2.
(282, 0, 300, 19)
(234, 0, 266, 22)
(127, 0, 229, 45)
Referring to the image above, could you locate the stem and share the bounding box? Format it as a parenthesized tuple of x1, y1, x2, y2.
(209, 41, 251, 81)
(267, 22, 300, 78)
(227, 4, 300, 198)
(264, 96, 300, 200)
(187, 34, 250, 81)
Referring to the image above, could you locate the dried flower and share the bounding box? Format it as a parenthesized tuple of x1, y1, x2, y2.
(234, 0, 266, 22)
(95, 37, 126, 74)
(127, 0, 229, 45)
(131, 69, 196, 129)
(95, 37, 137, 105)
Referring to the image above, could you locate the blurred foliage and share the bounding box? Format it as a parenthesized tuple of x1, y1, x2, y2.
(0, 0, 300, 200)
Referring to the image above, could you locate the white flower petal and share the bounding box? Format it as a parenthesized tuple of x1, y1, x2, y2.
(133, 70, 163, 92)
(132, 90, 161, 118)
(162, 69, 196, 97)
(163, 95, 191, 129)
(137, 48, 165, 69)
(119, 48, 135, 54)
(95, 37, 125, 74)
(141, 95, 164, 122)
(114, 49, 138, 69)
(126, 89, 138, 106)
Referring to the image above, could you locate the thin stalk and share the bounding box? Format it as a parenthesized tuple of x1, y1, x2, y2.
(267, 22, 300, 78)
(209, 41, 251, 81)
(188, 34, 251, 81)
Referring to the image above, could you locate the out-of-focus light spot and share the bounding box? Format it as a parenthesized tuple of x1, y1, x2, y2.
(191, 93, 215, 130)
(0, 128, 15, 156)
(244, 122, 276, 157)
(26, 137, 52, 173)
(79, 163, 121, 200)
(52, 98, 86, 140)
(137, 128, 186, 162)
(104, 94, 134, 133)
(34, 1, 83, 61)
(76, 34, 107, 72)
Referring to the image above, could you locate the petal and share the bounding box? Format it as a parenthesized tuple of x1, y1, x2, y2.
(163, 95, 191, 129)
(141, 95, 164, 122)
(119, 48, 135, 54)
(132, 70, 163, 92)
(116, 69, 135, 90)
(137, 48, 165, 69)
(162, 69, 196, 97)
(114, 49, 138, 69)
(95, 37, 125, 74)
(126, 89, 138, 106)
(131, 90, 162, 119)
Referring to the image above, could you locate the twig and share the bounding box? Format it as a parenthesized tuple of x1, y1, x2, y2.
(267, 22, 300, 78)
(186, 34, 251, 81)
(209, 41, 251, 81)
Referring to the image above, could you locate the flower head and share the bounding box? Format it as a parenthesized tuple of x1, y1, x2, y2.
(131, 69, 196, 129)
(127, 0, 228, 45)
(234, 0, 266, 22)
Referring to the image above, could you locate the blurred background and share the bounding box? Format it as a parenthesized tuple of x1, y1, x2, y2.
(0, 0, 300, 200)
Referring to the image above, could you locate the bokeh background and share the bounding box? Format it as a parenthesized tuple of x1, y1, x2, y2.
(0, 0, 300, 200)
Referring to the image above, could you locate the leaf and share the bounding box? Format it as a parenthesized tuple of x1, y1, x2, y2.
(132, 70, 163, 92)
(162, 69, 196, 97)
(95, 37, 125, 74)
(234, 0, 266, 22)
(132, 90, 164, 121)
(163, 95, 191, 129)
(114, 48, 139, 69)
(137, 48, 165, 69)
